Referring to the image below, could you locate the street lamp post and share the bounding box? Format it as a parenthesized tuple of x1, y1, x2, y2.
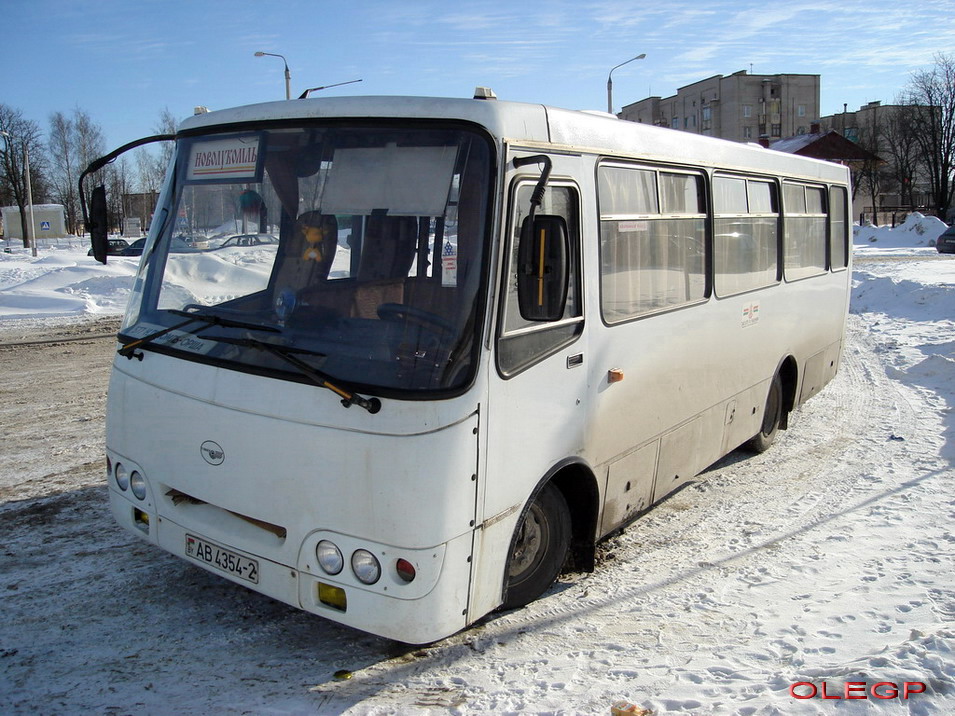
(0, 130, 37, 257)
(607, 53, 646, 115)
(254, 51, 291, 100)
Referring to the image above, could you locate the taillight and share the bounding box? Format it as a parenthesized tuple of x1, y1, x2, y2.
(395, 558, 416, 583)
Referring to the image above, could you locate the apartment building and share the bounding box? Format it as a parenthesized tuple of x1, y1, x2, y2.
(619, 70, 820, 143)
(819, 101, 934, 221)
(819, 100, 889, 144)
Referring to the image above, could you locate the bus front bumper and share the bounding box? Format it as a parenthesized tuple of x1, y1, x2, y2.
(108, 486, 474, 644)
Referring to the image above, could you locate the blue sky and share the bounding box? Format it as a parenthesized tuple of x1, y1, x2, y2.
(3, 0, 952, 150)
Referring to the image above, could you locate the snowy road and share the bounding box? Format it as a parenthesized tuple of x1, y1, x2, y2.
(1, 257, 954, 714)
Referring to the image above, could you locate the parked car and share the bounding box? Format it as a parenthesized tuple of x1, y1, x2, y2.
(88, 239, 129, 256)
(936, 226, 955, 254)
(216, 233, 279, 248)
(120, 238, 147, 256)
(179, 237, 202, 249)
(120, 237, 201, 256)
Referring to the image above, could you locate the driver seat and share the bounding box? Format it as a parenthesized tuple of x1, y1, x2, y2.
(351, 215, 417, 318)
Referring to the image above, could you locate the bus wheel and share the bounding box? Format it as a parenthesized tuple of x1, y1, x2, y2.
(502, 482, 571, 610)
(746, 373, 783, 453)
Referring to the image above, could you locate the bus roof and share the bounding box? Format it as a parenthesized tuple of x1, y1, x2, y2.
(178, 94, 849, 184)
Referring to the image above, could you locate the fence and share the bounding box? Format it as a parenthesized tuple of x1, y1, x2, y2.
(859, 206, 945, 227)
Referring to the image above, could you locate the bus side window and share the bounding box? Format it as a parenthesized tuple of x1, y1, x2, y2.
(498, 183, 582, 376)
(713, 175, 779, 296)
(598, 165, 706, 321)
(783, 182, 827, 280)
(829, 185, 849, 270)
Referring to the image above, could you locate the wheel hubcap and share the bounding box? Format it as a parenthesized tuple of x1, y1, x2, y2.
(509, 504, 546, 579)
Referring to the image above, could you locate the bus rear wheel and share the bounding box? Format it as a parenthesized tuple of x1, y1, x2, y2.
(746, 373, 783, 453)
(502, 482, 571, 610)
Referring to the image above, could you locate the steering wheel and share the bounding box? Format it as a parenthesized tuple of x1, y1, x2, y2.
(377, 303, 455, 334)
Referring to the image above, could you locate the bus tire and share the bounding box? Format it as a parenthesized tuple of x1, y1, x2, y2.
(502, 482, 571, 610)
(746, 372, 783, 453)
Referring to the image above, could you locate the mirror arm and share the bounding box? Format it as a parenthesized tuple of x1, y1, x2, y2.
(78, 134, 176, 241)
(512, 154, 552, 218)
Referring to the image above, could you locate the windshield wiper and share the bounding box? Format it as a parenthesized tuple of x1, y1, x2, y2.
(209, 335, 382, 414)
(168, 308, 282, 333)
(117, 308, 280, 360)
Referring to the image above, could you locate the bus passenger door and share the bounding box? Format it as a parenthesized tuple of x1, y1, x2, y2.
(470, 153, 592, 615)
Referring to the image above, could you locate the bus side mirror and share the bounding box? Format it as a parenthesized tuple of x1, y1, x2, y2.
(517, 214, 569, 321)
(89, 186, 109, 264)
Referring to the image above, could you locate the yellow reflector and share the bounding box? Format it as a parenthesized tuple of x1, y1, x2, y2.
(318, 582, 347, 612)
(133, 508, 150, 533)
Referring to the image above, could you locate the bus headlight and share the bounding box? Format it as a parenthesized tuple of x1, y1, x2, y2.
(130, 471, 147, 500)
(115, 463, 129, 491)
(316, 540, 344, 575)
(351, 549, 381, 585)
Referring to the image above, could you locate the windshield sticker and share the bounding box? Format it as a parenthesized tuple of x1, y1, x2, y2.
(153, 330, 217, 354)
(124, 322, 217, 353)
(126, 322, 165, 338)
(186, 135, 264, 183)
(442, 240, 458, 287)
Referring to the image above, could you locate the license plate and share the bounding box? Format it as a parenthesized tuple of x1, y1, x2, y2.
(185, 534, 259, 584)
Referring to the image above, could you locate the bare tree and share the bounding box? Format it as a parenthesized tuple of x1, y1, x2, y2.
(901, 53, 955, 219)
(48, 112, 77, 235)
(154, 107, 178, 168)
(74, 109, 105, 176)
(851, 112, 885, 216)
(0, 104, 49, 247)
(75, 110, 106, 236)
(48, 108, 106, 236)
(105, 156, 133, 235)
(130, 107, 179, 197)
(882, 103, 923, 210)
(135, 146, 165, 194)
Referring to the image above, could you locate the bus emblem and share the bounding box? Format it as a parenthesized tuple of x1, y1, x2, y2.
(200, 441, 225, 465)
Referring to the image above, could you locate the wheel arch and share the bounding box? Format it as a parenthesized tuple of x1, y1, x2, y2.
(526, 458, 600, 573)
(500, 457, 599, 607)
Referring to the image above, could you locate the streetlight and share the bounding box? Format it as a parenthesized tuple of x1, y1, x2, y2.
(607, 53, 646, 115)
(0, 130, 37, 257)
(255, 51, 291, 100)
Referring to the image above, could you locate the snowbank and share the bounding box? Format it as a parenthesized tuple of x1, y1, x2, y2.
(0, 242, 139, 318)
(854, 212, 949, 251)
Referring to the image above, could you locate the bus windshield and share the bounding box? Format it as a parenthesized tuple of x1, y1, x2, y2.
(122, 125, 492, 396)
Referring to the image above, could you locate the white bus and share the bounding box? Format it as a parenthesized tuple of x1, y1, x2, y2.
(88, 91, 850, 644)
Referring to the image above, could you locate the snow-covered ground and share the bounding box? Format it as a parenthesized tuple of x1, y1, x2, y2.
(1, 215, 953, 714)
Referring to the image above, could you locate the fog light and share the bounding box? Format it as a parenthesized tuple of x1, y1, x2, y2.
(316, 540, 343, 575)
(115, 463, 129, 491)
(351, 549, 381, 585)
(130, 471, 147, 500)
(396, 558, 416, 583)
(318, 582, 347, 612)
